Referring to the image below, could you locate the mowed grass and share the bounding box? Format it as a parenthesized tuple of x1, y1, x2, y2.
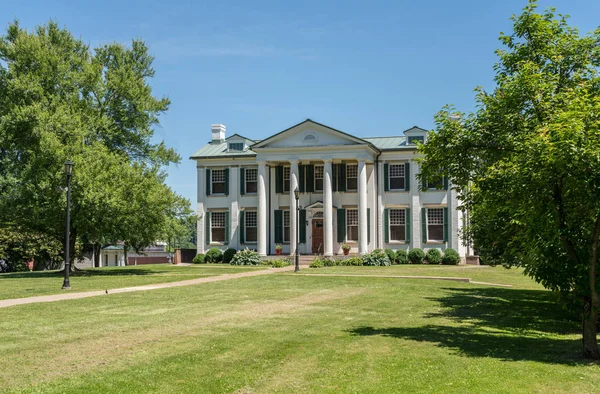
(1, 266, 599, 393)
(0, 264, 266, 300)
(301, 265, 540, 288)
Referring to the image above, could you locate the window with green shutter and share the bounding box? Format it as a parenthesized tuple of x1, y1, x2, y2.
(205, 211, 211, 244)
(239, 168, 245, 195)
(275, 166, 283, 194)
(337, 208, 346, 242)
(421, 208, 427, 243)
(443, 207, 449, 242)
(405, 163, 411, 191)
(205, 169, 211, 196)
(367, 208, 371, 244)
(274, 210, 283, 243)
(405, 208, 411, 244)
(383, 163, 389, 192)
(384, 208, 389, 243)
(306, 165, 315, 193)
(239, 211, 245, 243)
(299, 209, 306, 243)
(224, 168, 229, 196)
(298, 164, 305, 193)
(338, 164, 347, 192)
(224, 211, 230, 244)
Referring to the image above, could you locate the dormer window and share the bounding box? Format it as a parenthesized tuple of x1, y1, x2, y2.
(408, 136, 424, 145)
(228, 142, 244, 151)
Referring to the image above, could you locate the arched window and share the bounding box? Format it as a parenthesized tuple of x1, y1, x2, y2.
(303, 134, 317, 143)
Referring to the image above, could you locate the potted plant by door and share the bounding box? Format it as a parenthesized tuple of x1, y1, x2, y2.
(275, 244, 283, 256)
(341, 243, 351, 256)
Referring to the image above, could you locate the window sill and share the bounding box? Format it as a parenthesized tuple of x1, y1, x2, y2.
(387, 189, 408, 193)
(425, 241, 446, 245)
(207, 194, 227, 197)
(209, 242, 226, 246)
(243, 192, 257, 196)
(388, 240, 408, 244)
(242, 242, 257, 245)
(345, 241, 358, 244)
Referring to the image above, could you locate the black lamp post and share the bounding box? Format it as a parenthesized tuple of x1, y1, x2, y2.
(294, 187, 300, 273)
(62, 160, 74, 290)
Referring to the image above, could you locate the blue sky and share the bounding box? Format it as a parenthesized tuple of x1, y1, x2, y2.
(4, 0, 600, 205)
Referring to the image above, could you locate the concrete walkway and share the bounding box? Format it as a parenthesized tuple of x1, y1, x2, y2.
(0, 266, 294, 309)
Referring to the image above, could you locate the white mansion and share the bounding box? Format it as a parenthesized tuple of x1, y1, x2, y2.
(191, 119, 467, 258)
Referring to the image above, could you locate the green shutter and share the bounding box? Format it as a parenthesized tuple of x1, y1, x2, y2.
(205, 211, 211, 244)
(443, 176, 449, 190)
(239, 211, 245, 244)
(367, 208, 371, 244)
(422, 208, 427, 243)
(405, 208, 411, 244)
(306, 165, 315, 193)
(332, 164, 338, 192)
(384, 164, 389, 192)
(224, 168, 229, 196)
(274, 210, 283, 244)
(240, 168, 245, 195)
(276, 166, 283, 194)
(224, 211, 230, 244)
(405, 163, 410, 191)
(384, 208, 389, 243)
(299, 209, 306, 243)
(206, 169, 211, 196)
(443, 207, 449, 243)
(337, 209, 346, 242)
(338, 164, 347, 192)
(299, 165, 305, 193)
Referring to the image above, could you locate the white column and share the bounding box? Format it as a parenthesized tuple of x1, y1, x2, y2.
(257, 162, 267, 256)
(377, 160, 385, 249)
(411, 161, 421, 249)
(197, 166, 205, 254)
(358, 160, 368, 254)
(323, 159, 334, 257)
(289, 160, 299, 256)
(229, 166, 239, 249)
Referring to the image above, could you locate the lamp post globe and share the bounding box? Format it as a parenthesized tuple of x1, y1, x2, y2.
(62, 160, 74, 290)
(294, 187, 300, 273)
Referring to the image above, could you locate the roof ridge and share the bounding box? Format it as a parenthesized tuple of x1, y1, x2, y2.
(363, 135, 406, 139)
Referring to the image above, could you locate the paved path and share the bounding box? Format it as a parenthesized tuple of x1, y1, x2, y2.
(299, 273, 513, 287)
(0, 266, 294, 309)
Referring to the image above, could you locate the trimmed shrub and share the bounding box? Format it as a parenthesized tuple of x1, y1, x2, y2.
(192, 253, 206, 264)
(408, 248, 425, 264)
(363, 249, 391, 266)
(268, 258, 291, 268)
(205, 248, 223, 263)
(425, 249, 443, 264)
(323, 258, 337, 267)
(222, 248, 237, 264)
(309, 259, 324, 268)
(341, 257, 363, 266)
(230, 248, 261, 265)
(384, 248, 396, 264)
(442, 248, 461, 265)
(396, 249, 409, 264)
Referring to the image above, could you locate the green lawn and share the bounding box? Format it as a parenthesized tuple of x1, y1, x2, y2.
(0, 264, 266, 300)
(1, 266, 598, 393)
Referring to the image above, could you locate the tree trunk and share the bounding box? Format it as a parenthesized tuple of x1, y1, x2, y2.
(124, 243, 128, 266)
(583, 298, 600, 359)
(93, 243, 101, 267)
(69, 228, 77, 271)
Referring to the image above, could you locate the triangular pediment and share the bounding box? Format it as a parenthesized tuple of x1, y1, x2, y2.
(252, 119, 369, 149)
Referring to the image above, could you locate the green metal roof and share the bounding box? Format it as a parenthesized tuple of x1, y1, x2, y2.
(190, 121, 425, 160)
(363, 136, 409, 150)
(190, 140, 257, 159)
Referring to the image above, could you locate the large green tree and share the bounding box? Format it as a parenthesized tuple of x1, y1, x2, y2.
(0, 21, 185, 268)
(419, 1, 600, 358)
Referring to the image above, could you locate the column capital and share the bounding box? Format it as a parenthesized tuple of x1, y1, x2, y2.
(323, 158, 333, 163)
(289, 159, 300, 165)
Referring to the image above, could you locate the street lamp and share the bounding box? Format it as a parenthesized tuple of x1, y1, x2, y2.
(62, 160, 74, 290)
(294, 187, 300, 273)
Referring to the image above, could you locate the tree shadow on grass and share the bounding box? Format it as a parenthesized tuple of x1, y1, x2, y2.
(0, 268, 157, 279)
(348, 287, 593, 365)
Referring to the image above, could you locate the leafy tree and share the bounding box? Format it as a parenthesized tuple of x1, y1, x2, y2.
(419, 1, 600, 358)
(0, 21, 182, 268)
